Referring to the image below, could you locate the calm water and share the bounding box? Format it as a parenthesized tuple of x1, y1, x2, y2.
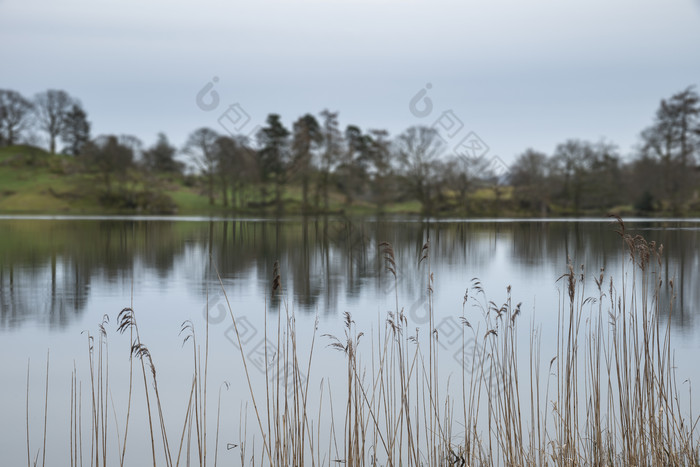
(2, 216, 699, 464)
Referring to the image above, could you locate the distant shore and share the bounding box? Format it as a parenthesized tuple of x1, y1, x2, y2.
(2, 145, 699, 218)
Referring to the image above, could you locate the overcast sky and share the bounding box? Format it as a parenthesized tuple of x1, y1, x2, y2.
(2, 0, 699, 163)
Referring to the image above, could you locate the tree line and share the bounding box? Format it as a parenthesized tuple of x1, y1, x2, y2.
(1, 86, 699, 214)
(509, 86, 700, 214)
(0, 89, 90, 155)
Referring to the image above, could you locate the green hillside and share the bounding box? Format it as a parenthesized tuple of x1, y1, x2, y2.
(0, 145, 184, 214)
(0, 145, 641, 217)
(0, 145, 402, 216)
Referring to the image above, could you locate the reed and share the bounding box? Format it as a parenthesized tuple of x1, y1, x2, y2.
(25, 220, 700, 466)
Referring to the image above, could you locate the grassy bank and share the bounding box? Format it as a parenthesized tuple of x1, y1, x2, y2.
(0, 145, 654, 218)
(23, 218, 700, 466)
(0, 145, 205, 215)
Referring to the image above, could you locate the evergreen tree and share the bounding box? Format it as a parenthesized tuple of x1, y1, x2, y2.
(143, 133, 182, 173)
(61, 104, 91, 155)
(257, 114, 290, 211)
(291, 114, 322, 212)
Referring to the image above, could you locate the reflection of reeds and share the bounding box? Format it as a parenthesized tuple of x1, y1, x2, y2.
(26, 222, 700, 466)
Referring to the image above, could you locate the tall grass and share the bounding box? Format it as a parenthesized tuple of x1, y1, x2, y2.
(25, 218, 700, 465)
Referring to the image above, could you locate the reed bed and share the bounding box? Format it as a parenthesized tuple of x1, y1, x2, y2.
(25, 218, 700, 466)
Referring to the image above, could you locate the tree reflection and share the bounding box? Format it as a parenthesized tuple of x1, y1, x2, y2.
(0, 218, 697, 330)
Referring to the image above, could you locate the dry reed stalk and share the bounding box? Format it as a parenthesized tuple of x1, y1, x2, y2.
(212, 263, 274, 465)
(117, 308, 157, 467)
(42, 350, 49, 467)
(213, 381, 229, 467)
(175, 375, 196, 466)
(26, 358, 31, 467)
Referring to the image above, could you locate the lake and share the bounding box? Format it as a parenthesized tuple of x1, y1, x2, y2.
(2, 216, 699, 465)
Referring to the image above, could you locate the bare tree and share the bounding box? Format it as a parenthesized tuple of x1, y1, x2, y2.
(0, 89, 34, 146)
(509, 149, 550, 212)
(80, 135, 136, 195)
(550, 139, 595, 212)
(34, 89, 74, 154)
(184, 128, 219, 205)
(215, 135, 258, 208)
(585, 140, 623, 209)
(443, 153, 491, 211)
(395, 125, 444, 211)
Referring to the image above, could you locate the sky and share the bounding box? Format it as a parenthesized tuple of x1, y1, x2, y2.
(1, 0, 700, 165)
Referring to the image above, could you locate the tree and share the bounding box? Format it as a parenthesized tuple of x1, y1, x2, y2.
(640, 86, 700, 209)
(318, 110, 342, 211)
(214, 135, 257, 208)
(0, 89, 34, 146)
(291, 114, 322, 212)
(80, 135, 136, 195)
(143, 133, 182, 174)
(366, 129, 393, 208)
(550, 139, 595, 212)
(34, 89, 74, 154)
(336, 125, 372, 205)
(257, 114, 290, 211)
(443, 153, 492, 211)
(584, 141, 622, 209)
(395, 125, 445, 211)
(118, 135, 143, 163)
(184, 128, 219, 205)
(547, 139, 624, 212)
(61, 104, 91, 155)
(628, 155, 661, 212)
(509, 149, 550, 212)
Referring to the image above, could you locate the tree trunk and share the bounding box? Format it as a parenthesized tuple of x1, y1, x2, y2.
(221, 177, 228, 208)
(302, 175, 309, 213)
(314, 177, 321, 211)
(275, 174, 283, 212)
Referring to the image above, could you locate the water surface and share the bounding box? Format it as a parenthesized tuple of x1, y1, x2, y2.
(2, 216, 699, 464)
